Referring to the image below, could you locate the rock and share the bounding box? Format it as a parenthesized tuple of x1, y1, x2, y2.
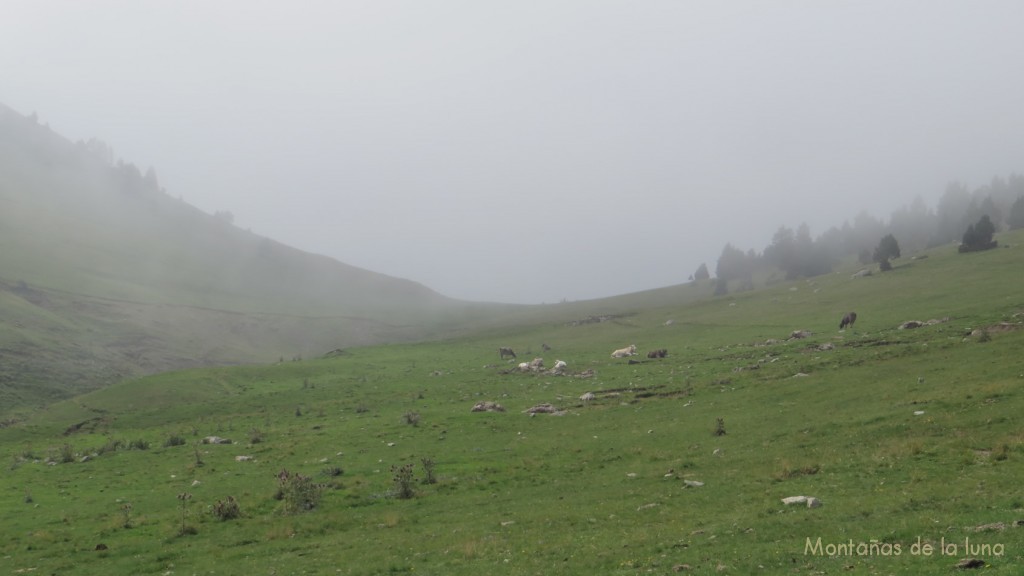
(899, 320, 924, 330)
(235, 455, 254, 462)
(580, 392, 596, 402)
(471, 401, 505, 412)
(683, 480, 704, 488)
(781, 495, 822, 507)
(202, 436, 232, 445)
(523, 403, 558, 414)
(956, 558, 985, 569)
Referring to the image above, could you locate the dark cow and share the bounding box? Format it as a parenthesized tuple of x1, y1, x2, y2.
(498, 347, 517, 360)
(839, 312, 857, 330)
(646, 349, 668, 359)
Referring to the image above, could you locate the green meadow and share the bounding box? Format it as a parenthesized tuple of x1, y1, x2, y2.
(3, 233, 1023, 575)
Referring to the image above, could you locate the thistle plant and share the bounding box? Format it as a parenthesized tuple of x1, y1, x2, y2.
(176, 492, 193, 535)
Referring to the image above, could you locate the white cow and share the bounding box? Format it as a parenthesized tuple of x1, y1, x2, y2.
(611, 344, 637, 358)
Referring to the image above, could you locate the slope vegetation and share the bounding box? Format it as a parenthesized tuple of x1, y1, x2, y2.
(1, 103, 535, 413)
(2, 232, 1022, 574)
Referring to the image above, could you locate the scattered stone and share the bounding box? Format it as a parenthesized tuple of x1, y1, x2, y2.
(580, 392, 596, 402)
(789, 330, 813, 339)
(235, 455, 253, 462)
(792, 372, 809, 378)
(471, 401, 505, 413)
(202, 436, 232, 445)
(956, 558, 985, 569)
(683, 480, 705, 488)
(974, 522, 1006, 532)
(672, 564, 691, 572)
(782, 495, 822, 508)
(637, 502, 659, 511)
(523, 403, 558, 414)
(914, 411, 925, 416)
(817, 343, 834, 351)
(899, 320, 924, 330)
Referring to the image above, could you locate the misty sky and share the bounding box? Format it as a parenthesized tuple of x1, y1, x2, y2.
(3, 1, 1023, 304)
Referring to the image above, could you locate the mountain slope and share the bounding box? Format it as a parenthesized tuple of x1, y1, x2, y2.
(0, 103, 522, 414)
(2, 231, 1021, 574)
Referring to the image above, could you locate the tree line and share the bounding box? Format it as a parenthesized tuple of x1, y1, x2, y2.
(700, 174, 1024, 293)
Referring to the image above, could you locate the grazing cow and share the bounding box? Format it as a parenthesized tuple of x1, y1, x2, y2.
(611, 344, 638, 358)
(498, 347, 517, 360)
(839, 312, 857, 330)
(647, 349, 668, 359)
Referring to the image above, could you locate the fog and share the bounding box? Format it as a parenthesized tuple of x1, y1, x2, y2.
(3, 1, 1023, 303)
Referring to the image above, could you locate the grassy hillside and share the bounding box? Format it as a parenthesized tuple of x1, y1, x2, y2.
(0, 103, 548, 413)
(2, 231, 1022, 574)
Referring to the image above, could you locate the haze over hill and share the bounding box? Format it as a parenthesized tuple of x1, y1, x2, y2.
(0, 104, 528, 414)
(3, 2, 1023, 303)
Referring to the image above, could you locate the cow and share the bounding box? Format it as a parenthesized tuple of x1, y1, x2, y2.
(646, 349, 668, 359)
(611, 344, 638, 358)
(498, 347, 517, 360)
(839, 312, 857, 330)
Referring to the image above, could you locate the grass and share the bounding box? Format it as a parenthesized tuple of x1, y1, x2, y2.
(2, 233, 1024, 574)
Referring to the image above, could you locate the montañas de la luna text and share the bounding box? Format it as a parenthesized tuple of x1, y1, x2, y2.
(805, 537, 1004, 557)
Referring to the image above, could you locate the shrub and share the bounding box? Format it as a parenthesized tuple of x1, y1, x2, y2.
(392, 463, 416, 499)
(212, 496, 241, 521)
(58, 443, 76, 463)
(403, 411, 420, 427)
(97, 438, 123, 455)
(129, 438, 150, 451)
(275, 469, 322, 514)
(163, 434, 187, 448)
(714, 417, 727, 437)
(120, 503, 132, 528)
(249, 428, 264, 444)
(322, 466, 344, 478)
(421, 457, 437, 485)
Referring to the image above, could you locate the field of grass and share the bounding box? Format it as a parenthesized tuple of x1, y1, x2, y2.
(3, 232, 1024, 575)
